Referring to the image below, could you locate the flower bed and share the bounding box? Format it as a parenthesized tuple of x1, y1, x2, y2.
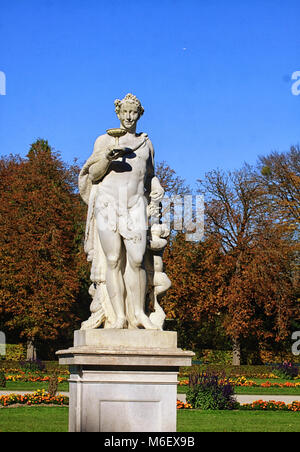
(240, 400, 300, 412)
(177, 398, 300, 411)
(1, 366, 69, 375)
(178, 376, 300, 388)
(180, 364, 300, 379)
(232, 377, 300, 388)
(5, 373, 68, 383)
(0, 389, 69, 407)
(1, 391, 299, 412)
(176, 399, 192, 409)
(1, 367, 69, 383)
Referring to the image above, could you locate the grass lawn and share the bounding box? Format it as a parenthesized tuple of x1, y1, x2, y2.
(2, 381, 69, 392)
(0, 407, 69, 432)
(0, 407, 299, 432)
(177, 410, 300, 432)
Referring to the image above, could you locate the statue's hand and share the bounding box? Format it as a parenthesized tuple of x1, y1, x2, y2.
(147, 202, 160, 217)
(106, 146, 131, 161)
(150, 187, 164, 202)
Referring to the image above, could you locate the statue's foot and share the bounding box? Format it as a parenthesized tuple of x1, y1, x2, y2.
(136, 313, 159, 330)
(108, 317, 126, 329)
(127, 322, 139, 330)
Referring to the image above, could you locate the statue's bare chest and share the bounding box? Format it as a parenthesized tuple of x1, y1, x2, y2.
(109, 139, 150, 177)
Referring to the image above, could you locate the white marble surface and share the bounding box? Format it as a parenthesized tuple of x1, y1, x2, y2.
(68, 368, 178, 432)
(74, 328, 177, 349)
(78, 94, 170, 331)
(57, 329, 194, 432)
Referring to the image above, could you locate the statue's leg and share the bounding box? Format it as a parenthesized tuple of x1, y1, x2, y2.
(98, 228, 126, 329)
(124, 233, 158, 330)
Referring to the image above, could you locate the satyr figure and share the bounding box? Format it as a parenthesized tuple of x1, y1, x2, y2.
(79, 94, 171, 330)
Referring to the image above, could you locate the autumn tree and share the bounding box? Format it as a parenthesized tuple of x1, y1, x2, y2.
(0, 140, 87, 358)
(155, 161, 191, 197)
(257, 146, 300, 347)
(155, 162, 224, 351)
(196, 162, 299, 364)
(153, 162, 199, 342)
(258, 146, 300, 227)
(258, 146, 300, 292)
(152, 155, 299, 363)
(161, 232, 230, 352)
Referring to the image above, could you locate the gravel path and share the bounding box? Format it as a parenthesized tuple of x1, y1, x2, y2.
(177, 393, 300, 404)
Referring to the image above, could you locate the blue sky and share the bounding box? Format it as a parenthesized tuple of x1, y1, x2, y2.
(0, 0, 299, 190)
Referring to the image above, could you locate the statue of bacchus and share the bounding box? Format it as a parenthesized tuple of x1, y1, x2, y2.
(79, 94, 171, 330)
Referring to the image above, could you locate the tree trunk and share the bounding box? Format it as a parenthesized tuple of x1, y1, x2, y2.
(232, 337, 241, 366)
(232, 252, 242, 366)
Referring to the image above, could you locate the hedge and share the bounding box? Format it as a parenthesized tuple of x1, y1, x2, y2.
(194, 349, 300, 366)
(4, 344, 26, 361)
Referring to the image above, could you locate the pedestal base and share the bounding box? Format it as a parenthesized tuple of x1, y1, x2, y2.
(56, 330, 194, 432)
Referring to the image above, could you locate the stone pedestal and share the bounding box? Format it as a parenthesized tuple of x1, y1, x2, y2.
(56, 330, 194, 432)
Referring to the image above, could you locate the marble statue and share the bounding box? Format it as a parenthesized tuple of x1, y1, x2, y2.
(79, 94, 171, 330)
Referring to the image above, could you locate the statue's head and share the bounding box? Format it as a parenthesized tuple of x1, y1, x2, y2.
(114, 93, 144, 132)
(114, 93, 144, 117)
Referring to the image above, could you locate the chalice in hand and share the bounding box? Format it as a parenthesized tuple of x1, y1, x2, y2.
(106, 127, 127, 146)
(106, 128, 130, 159)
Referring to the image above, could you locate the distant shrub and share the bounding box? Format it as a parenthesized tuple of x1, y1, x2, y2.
(180, 364, 273, 379)
(19, 358, 45, 374)
(5, 344, 26, 361)
(48, 368, 59, 397)
(259, 350, 300, 365)
(186, 371, 238, 410)
(191, 348, 300, 366)
(200, 349, 232, 365)
(0, 370, 6, 388)
(272, 362, 299, 380)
